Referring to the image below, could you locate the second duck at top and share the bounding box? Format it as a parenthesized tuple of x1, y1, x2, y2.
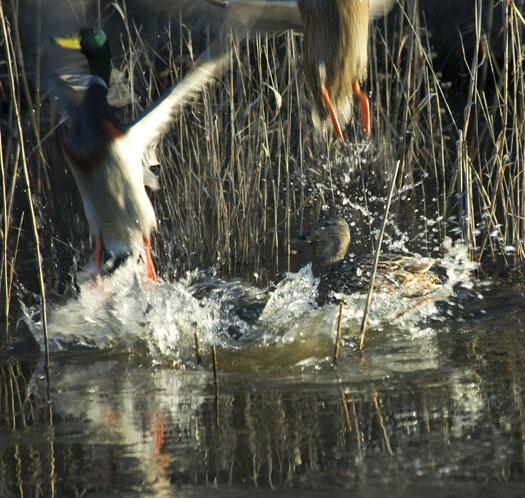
(158, 0, 395, 140)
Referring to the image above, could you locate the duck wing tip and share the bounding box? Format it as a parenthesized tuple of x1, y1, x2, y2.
(369, 0, 396, 20)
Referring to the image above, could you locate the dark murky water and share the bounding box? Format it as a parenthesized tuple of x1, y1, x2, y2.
(2, 271, 525, 497)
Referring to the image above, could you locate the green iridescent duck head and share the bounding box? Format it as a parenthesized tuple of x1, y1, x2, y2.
(53, 27, 111, 85)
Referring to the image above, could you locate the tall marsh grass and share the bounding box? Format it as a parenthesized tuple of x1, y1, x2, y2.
(1, 0, 524, 344)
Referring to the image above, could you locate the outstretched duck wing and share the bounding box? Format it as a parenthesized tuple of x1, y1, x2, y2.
(125, 49, 229, 156)
(193, 0, 391, 30)
(206, 0, 303, 32)
(147, 0, 303, 34)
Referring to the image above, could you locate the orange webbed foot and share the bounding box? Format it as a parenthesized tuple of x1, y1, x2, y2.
(144, 236, 157, 281)
(320, 83, 345, 141)
(94, 234, 104, 278)
(352, 80, 371, 137)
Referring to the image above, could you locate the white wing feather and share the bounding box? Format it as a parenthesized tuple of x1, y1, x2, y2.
(147, 0, 303, 33)
(369, 0, 396, 19)
(208, 0, 303, 31)
(124, 50, 229, 159)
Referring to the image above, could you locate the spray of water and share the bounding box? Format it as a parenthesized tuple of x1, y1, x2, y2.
(21, 233, 477, 369)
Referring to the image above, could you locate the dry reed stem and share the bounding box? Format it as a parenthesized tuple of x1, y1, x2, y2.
(212, 345, 220, 428)
(333, 302, 344, 363)
(339, 389, 353, 434)
(371, 387, 395, 457)
(0, 4, 50, 363)
(1, 130, 9, 339)
(194, 331, 202, 365)
(509, 0, 525, 25)
(359, 160, 401, 351)
(350, 400, 362, 458)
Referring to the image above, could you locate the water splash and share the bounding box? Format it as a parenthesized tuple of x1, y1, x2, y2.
(21, 237, 477, 369)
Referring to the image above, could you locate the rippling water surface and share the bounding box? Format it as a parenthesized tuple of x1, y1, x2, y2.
(2, 248, 525, 497)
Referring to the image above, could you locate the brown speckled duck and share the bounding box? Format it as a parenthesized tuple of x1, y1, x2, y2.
(295, 217, 441, 304)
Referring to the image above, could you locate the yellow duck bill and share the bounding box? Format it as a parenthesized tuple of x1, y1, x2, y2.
(53, 32, 82, 50)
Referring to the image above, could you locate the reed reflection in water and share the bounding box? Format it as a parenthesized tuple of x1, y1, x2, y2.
(1, 294, 525, 497)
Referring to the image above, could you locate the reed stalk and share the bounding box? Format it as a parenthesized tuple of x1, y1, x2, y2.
(333, 302, 344, 363)
(0, 3, 49, 364)
(359, 160, 401, 351)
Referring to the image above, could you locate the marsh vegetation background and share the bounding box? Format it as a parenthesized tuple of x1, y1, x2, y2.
(1, 0, 523, 340)
(1, 2, 525, 497)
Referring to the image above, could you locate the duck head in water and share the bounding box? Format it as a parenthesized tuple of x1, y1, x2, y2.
(295, 216, 351, 269)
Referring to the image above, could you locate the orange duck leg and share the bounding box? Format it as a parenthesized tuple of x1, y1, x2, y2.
(144, 236, 157, 281)
(352, 80, 371, 137)
(95, 234, 104, 275)
(320, 83, 345, 141)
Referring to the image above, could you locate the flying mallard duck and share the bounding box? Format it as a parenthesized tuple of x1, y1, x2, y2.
(294, 217, 441, 304)
(49, 27, 227, 280)
(152, 0, 395, 139)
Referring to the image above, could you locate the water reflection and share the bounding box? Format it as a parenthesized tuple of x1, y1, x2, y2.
(2, 294, 525, 497)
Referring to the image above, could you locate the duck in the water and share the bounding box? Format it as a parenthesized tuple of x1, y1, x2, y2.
(294, 217, 441, 304)
(51, 27, 226, 280)
(154, 0, 394, 140)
